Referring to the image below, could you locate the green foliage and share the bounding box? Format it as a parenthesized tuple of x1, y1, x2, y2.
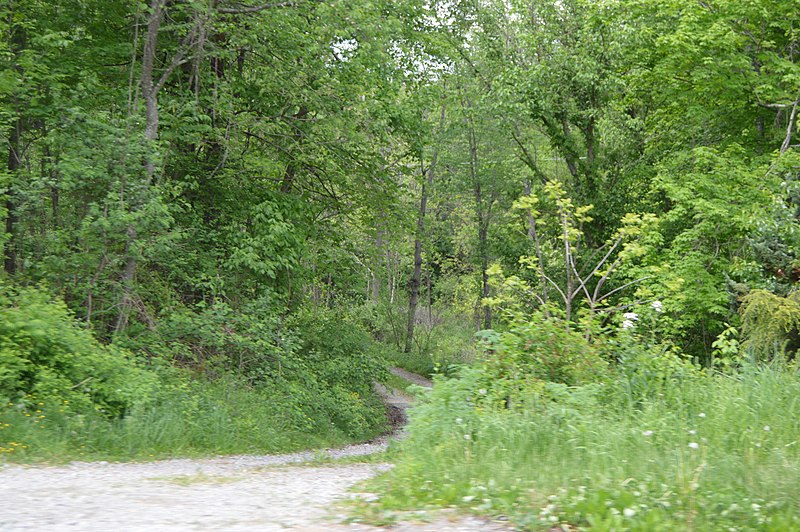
(0, 285, 158, 419)
(0, 289, 390, 461)
(480, 312, 607, 402)
(0, 373, 360, 462)
(364, 363, 800, 530)
(740, 289, 800, 359)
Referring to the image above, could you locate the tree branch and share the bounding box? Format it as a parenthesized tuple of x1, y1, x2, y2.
(780, 95, 800, 155)
(217, 1, 299, 13)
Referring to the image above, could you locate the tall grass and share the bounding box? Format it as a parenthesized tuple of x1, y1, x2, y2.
(368, 365, 800, 530)
(0, 376, 371, 463)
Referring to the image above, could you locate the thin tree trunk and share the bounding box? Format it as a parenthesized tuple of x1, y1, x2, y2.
(465, 100, 491, 329)
(406, 105, 446, 352)
(524, 180, 547, 305)
(5, 118, 21, 276)
(116, 0, 165, 334)
(280, 105, 309, 193)
(371, 227, 383, 302)
(4, 18, 25, 277)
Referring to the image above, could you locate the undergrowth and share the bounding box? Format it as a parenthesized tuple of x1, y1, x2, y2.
(0, 286, 388, 463)
(359, 315, 800, 530)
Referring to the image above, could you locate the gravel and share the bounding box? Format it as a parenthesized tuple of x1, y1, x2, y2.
(0, 371, 508, 531)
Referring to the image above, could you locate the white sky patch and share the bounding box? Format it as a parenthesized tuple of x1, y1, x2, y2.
(390, 40, 454, 82)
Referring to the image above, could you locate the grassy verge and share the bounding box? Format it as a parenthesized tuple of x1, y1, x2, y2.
(362, 365, 800, 530)
(0, 376, 386, 464)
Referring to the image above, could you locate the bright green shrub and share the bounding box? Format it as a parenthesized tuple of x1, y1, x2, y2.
(740, 289, 800, 358)
(476, 312, 607, 408)
(119, 301, 388, 439)
(0, 286, 158, 418)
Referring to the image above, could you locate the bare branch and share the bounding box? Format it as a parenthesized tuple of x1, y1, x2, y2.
(780, 96, 800, 155)
(592, 257, 622, 303)
(154, 17, 206, 94)
(541, 271, 568, 307)
(597, 276, 652, 303)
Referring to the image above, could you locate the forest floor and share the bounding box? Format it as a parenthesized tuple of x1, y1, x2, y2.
(0, 369, 509, 531)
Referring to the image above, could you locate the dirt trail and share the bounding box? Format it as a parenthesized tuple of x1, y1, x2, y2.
(0, 369, 507, 531)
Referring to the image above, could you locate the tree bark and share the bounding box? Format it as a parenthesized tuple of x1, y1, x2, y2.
(371, 227, 383, 302)
(5, 118, 21, 276)
(465, 99, 492, 330)
(4, 20, 25, 276)
(116, 0, 166, 333)
(405, 120, 444, 351)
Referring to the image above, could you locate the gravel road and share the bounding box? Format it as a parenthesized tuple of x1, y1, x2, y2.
(0, 371, 508, 531)
(0, 441, 506, 531)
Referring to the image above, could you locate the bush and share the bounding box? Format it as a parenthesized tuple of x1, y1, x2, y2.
(0, 286, 159, 418)
(474, 312, 607, 408)
(0, 288, 389, 462)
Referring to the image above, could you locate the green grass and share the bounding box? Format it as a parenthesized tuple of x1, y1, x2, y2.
(363, 365, 800, 530)
(0, 377, 384, 464)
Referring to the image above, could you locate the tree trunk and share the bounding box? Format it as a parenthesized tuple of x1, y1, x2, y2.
(280, 105, 309, 193)
(116, 0, 164, 333)
(465, 100, 492, 330)
(5, 118, 21, 276)
(4, 18, 25, 276)
(371, 227, 383, 302)
(406, 106, 445, 352)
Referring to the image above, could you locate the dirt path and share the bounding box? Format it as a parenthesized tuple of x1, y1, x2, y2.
(0, 370, 508, 531)
(388, 367, 434, 388)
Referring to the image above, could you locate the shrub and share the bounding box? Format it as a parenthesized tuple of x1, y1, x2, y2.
(475, 312, 607, 408)
(0, 286, 159, 418)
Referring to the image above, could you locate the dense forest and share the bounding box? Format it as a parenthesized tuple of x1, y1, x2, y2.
(2, 0, 800, 528)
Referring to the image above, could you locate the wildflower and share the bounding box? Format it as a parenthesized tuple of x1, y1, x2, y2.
(456, 418, 464, 425)
(478, 388, 487, 395)
(688, 429, 697, 435)
(623, 508, 636, 518)
(763, 426, 770, 432)
(464, 434, 471, 440)
(698, 412, 706, 418)
(688, 442, 699, 449)
(642, 430, 654, 437)
(622, 320, 636, 329)
(623, 312, 639, 321)
(651, 301, 664, 312)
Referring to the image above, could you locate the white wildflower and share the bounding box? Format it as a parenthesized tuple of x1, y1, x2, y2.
(623, 508, 636, 518)
(478, 388, 487, 395)
(651, 300, 664, 312)
(622, 319, 636, 329)
(456, 418, 463, 424)
(688, 429, 697, 435)
(464, 434, 471, 440)
(688, 442, 699, 449)
(623, 312, 639, 321)
(763, 425, 771, 432)
(698, 412, 706, 418)
(642, 430, 654, 437)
